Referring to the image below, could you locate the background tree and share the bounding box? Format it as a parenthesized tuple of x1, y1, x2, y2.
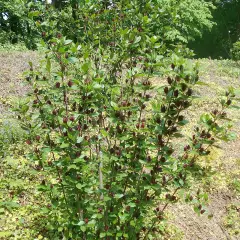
(190, 0, 240, 59)
(0, 0, 43, 48)
(39, 0, 214, 55)
(0, 0, 215, 52)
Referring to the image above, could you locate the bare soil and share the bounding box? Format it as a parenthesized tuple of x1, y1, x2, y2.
(0, 51, 39, 116)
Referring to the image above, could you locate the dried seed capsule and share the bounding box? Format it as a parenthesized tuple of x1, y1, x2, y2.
(164, 87, 168, 94)
(167, 77, 172, 85)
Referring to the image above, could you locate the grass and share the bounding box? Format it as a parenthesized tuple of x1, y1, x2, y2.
(223, 203, 240, 236)
(0, 43, 28, 52)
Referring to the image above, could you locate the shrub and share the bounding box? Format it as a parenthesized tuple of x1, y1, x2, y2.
(15, 2, 236, 239)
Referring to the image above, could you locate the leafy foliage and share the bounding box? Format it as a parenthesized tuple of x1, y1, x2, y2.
(0, 0, 214, 51)
(231, 40, 240, 60)
(38, 0, 214, 47)
(223, 204, 240, 236)
(0, 0, 43, 48)
(190, 0, 240, 59)
(13, 2, 237, 238)
(0, 0, 238, 239)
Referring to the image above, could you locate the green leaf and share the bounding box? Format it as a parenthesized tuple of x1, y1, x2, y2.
(115, 194, 124, 199)
(111, 87, 121, 95)
(150, 36, 158, 43)
(46, 58, 51, 73)
(74, 158, 85, 164)
(68, 164, 78, 170)
(76, 183, 83, 189)
(1, 201, 20, 209)
(80, 226, 86, 232)
(178, 120, 189, 126)
(97, 213, 103, 219)
(64, 40, 73, 45)
(196, 81, 209, 86)
(93, 83, 102, 89)
(100, 129, 109, 137)
(60, 142, 69, 148)
(193, 205, 200, 215)
(58, 47, 66, 53)
(28, 11, 40, 18)
(77, 220, 85, 226)
(173, 133, 184, 138)
(128, 202, 136, 207)
(200, 113, 212, 123)
(77, 137, 84, 143)
(103, 196, 111, 202)
(81, 62, 89, 72)
(111, 101, 119, 110)
(230, 105, 240, 109)
(134, 36, 141, 44)
(68, 57, 79, 64)
(116, 232, 123, 237)
(179, 179, 184, 186)
(100, 232, 106, 238)
(130, 220, 136, 226)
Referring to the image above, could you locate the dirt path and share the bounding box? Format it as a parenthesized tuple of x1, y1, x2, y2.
(0, 51, 39, 116)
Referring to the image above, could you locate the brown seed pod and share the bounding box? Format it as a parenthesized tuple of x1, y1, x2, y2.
(226, 99, 232, 105)
(56, 82, 60, 88)
(68, 80, 73, 87)
(167, 77, 172, 85)
(164, 87, 168, 94)
(63, 117, 68, 124)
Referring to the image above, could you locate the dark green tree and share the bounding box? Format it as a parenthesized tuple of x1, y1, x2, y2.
(0, 0, 44, 48)
(190, 0, 240, 58)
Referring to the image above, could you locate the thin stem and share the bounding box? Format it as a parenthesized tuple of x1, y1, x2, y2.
(143, 187, 180, 240)
(51, 151, 70, 214)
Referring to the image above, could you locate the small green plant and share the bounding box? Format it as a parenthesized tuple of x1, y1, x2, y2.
(17, 48, 236, 240)
(223, 204, 240, 237)
(229, 177, 240, 194)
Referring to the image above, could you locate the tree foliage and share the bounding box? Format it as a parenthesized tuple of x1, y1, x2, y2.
(190, 0, 240, 58)
(231, 39, 240, 60)
(0, 0, 215, 51)
(39, 0, 214, 46)
(0, 0, 43, 48)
